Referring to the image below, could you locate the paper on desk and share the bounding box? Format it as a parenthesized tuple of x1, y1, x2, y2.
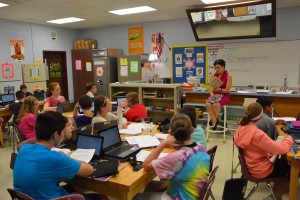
(119, 129, 140, 135)
(274, 91, 293, 95)
(127, 123, 145, 132)
(269, 136, 285, 163)
(125, 135, 160, 148)
(154, 134, 168, 140)
(272, 117, 296, 121)
(136, 150, 168, 162)
(70, 149, 95, 163)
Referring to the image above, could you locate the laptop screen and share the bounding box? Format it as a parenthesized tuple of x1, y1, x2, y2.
(1, 94, 15, 103)
(117, 98, 126, 106)
(56, 103, 64, 113)
(98, 126, 121, 149)
(93, 120, 118, 136)
(76, 134, 103, 157)
(79, 102, 94, 113)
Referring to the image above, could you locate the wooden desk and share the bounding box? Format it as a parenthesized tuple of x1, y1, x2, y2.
(277, 125, 299, 200)
(185, 91, 300, 117)
(69, 128, 172, 200)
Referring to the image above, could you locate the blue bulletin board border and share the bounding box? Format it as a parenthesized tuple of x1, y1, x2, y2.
(170, 44, 208, 84)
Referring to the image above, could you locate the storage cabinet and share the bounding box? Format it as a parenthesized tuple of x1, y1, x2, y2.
(72, 50, 94, 100)
(110, 83, 181, 123)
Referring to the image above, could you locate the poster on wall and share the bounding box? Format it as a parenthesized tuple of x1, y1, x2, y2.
(29, 65, 40, 80)
(2, 63, 14, 78)
(130, 61, 139, 73)
(86, 62, 92, 71)
(49, 62, 62, 78)
(120, 66, 128, 77)
(10, 39, 25, 61)
(75, 60, 82, 70)
(128, 27, 144, 54)
(96, 67, 103, 76)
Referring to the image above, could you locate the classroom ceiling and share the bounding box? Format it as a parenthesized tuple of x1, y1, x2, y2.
(0, 0, 299, 29)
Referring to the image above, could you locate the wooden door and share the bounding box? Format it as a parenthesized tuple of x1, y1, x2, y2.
(43, 51, 69, 100)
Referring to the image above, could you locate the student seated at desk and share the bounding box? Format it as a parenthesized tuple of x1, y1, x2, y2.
(4, 90, 25, 124)
(17, 96, 39, 140)
(13, 111, 104, 200)
(123, 92, 147, 122)
(234, 103, 293, 200)
(73, 95, 93, 128)
(92, 95, 127, 129)
(134, 114, 210, 200)
(20, 84, 33, 97)
(180, 106, 206, 149)
(86, 82, 97, 98)
(43, 82, 66, 111)
(256, 96, 285, 140)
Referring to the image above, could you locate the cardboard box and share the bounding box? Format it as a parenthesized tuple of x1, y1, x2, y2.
(84, 39, 97, 49)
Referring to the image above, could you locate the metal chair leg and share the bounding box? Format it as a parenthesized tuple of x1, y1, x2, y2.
(267, 182, 276, 200)
(209, 190, 215, 200)
(245, 183, 258, 200)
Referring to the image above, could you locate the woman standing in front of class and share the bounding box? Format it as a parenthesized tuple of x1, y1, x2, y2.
(206, 59, 232, 130)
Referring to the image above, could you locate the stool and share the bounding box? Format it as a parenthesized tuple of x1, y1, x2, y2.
(206, 105, 228, 143)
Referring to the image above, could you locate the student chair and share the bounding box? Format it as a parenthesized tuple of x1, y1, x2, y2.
(206, 145, 218, 173)
(198, 166, 219, 200)
(10, 122, 26, 144)
(206, 105, 228, 143)
(51, 194, 85, 200)
(135, 117, 152, 123)
(238, 148, 288, 200)
(17, 138, 37, 151)
(7, 188, 34, 200)
(7, 188, 86, 200)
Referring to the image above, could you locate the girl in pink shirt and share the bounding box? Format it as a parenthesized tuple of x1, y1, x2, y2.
(43, 82, 66, 111)
(234, 103, 293, 200)
(17, 96, 39, 139)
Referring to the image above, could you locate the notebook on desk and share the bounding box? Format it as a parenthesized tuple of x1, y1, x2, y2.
(98, 125, 140, 160)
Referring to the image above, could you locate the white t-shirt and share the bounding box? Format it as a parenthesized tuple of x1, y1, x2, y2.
(86, 91, 94, 98)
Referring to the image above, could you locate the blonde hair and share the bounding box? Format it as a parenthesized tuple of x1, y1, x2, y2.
(46, 82, 59, 97)
(17, 96, 38, 123)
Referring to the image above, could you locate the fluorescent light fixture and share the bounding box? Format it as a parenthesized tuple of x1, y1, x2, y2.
(201, 0, 234, 4)
(109, 6, 156, 15)
(47, 17, 85, 24)
(0, 2, 9, 7)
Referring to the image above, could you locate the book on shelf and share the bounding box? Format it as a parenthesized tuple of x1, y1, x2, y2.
(291, 146, 300, 159)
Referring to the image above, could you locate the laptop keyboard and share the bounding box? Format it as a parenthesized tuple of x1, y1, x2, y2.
(291, 134, 300, 144)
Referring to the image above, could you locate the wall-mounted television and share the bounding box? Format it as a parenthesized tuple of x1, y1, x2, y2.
(186, 0, 276, 41)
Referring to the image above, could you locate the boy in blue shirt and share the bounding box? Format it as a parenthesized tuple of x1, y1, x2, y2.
(13, 111, 100, 200)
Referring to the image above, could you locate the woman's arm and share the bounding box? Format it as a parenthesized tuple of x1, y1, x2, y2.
(143, 136, 181, 171)
(43, 102, 57, 111)
(219, 74, 232, 93)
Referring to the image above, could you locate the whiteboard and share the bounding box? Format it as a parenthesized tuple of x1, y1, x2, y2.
(208, 40, 300, 87)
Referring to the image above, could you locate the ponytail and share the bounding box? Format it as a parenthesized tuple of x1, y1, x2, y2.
(240, 103, 263, 126)
(170, 113, 193, 143)
(240, 114, 251, 126)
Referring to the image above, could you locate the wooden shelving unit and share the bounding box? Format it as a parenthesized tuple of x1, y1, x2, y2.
(110, 83, 181, 123)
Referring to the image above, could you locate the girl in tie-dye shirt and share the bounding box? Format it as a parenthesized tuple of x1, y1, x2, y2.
(135, 114, 210, 200)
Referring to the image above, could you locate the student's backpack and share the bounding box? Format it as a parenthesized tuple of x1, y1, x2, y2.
(157, 118, 170, 133)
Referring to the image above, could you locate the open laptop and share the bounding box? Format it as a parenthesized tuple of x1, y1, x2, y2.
(93, 120, 118, 136)
(56, 102, 64, 113)
(117, 97, 126, 106)
(0, 93, 15, 106)
(59, 124, 92, 150)
(75, 133, 103, 164)
(98, 125, 140, 160)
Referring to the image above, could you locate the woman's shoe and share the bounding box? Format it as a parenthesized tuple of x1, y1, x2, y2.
(209, 120, 212, 126)
(212, 119, 219, 130)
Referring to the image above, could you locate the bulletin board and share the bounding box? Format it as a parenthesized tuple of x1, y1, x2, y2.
(170, 44, 208, 84)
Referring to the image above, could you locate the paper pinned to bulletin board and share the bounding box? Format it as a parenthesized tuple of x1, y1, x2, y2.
(2, 63, 14, 79)
(29, 65, 40, 80)
(130, 61, 139, 73)
(170, 44, 208, 84)
(75, 60, 82, 70)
